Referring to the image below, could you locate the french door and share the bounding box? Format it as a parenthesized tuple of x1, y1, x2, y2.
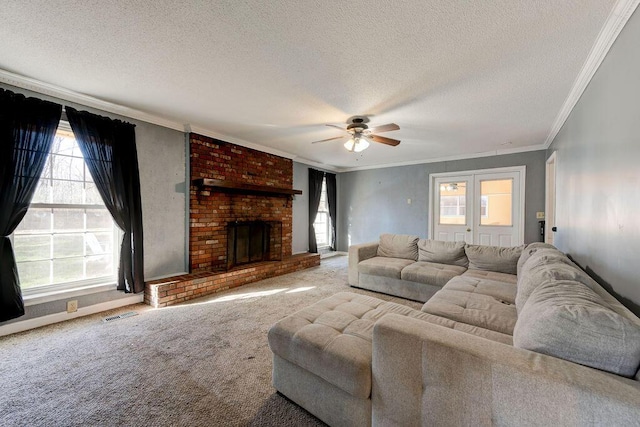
(430, 167, 525, 246)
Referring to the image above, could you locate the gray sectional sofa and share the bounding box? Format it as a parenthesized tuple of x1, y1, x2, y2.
(348, 233, 522, 302)
(268, 235, 640, 426)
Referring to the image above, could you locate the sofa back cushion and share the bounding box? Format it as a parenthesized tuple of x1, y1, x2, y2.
(417, 239, 468, 267)
(514, 280, 640, 378)
(515, 251, 576, 312)
(465, 244, 524, 275)
(517, 242, 557, 276)
(377, 234, 419, 260)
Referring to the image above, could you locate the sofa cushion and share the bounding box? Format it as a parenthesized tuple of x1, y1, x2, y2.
(516, 242, 557, 276)
(417, 239, 468, 267)
(422, 288, 517, 335)
(462, 269, 517, 285)
(400, 261, 467, 287)
(516, 251, 592, 313)
(444, 275, 517, 304)
(465, 244, 524, 275)
(514, 280, 640, 378)
(376, 233, 419, 260)
(358, 257, 415, 280)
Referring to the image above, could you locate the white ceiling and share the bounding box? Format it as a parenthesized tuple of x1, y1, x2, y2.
(0, 1, 633, 171)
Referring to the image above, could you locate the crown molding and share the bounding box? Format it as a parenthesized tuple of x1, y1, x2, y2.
(0, 69, 185, 131)
(289, 157, 341, 172)
(544, 0, 640, 148)
(0, 68, 310, 163)
(338, 144, 548, 172)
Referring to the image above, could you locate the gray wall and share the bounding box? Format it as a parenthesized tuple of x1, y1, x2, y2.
(337, 151, 546, 251)
(548, 7, 640, 313)
(292, 162, 310, 254)
(1, 83, 187, 324)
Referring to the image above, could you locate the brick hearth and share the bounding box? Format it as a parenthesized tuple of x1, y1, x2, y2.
(145, 253, 319, 307)
(144, 133, 319, 308)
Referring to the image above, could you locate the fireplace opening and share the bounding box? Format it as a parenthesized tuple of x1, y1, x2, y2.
(227, 220, 282, 269)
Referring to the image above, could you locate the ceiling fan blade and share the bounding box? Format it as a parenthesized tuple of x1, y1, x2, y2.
(311, 135, 348, 144)
(326, 124, 348, 132)
(368, 123, 400, 133)
(368, 134, 401, 146)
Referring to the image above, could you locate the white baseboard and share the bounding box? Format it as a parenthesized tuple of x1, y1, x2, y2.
(0, 294, 144, 337)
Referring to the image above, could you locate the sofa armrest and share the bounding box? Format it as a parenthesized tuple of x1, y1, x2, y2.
(348, 242, 379, 286)
(372, 314, 640, 427)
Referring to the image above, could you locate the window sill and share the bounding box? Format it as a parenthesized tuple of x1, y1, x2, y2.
(23, 282, 117, 307)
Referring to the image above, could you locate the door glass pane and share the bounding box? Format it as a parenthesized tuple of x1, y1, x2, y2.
(439, 181, 466, 225)
(480, 179, 512, 226)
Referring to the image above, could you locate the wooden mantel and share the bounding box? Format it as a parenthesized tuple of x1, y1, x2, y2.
(193, 178, 302, 198)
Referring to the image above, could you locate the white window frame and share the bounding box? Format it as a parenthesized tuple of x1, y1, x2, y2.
(11, 121, 120, 297)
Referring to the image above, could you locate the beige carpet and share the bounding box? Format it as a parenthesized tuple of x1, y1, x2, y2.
(0, 255, 421, 426)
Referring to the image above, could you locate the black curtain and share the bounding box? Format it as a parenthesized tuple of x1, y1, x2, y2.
(0, 89, 62, 321)
(308, 168, 324, 253)
(66, 107, 144, 293)
(325, 172, 337, 251)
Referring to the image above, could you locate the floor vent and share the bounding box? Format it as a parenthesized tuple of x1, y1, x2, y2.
(103, 311, 138, 323)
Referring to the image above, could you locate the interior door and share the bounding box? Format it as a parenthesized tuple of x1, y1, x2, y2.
(432, 168, 524, 246)
(545, 152, 557, 244)
(433, 176, 473, 242)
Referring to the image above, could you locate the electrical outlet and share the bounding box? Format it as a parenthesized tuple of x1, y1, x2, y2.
(67, 300, 78, 313)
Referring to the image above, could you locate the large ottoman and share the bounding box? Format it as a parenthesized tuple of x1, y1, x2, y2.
(267, 292, 457, 426)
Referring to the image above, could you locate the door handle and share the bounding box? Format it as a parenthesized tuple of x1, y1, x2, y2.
(466, 228, 471, 232)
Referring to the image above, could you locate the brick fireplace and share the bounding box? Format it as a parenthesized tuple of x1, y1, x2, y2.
(189, 133, 294, 272)
(145, 133, 319, 307)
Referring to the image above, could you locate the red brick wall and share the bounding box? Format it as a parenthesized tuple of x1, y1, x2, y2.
(189, 133, 293, 272)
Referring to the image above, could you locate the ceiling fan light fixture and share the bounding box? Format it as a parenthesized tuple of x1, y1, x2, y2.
(344, 136, 369, 153)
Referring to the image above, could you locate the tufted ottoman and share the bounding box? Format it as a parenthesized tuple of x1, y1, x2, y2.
(267, 292, 451, 426)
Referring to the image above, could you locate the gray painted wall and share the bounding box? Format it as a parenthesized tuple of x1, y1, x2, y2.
(548, 7, 640, 313)
(1, 83, 186, 324)
(337, 151, 546, 251)
(292, 162, 309, 254)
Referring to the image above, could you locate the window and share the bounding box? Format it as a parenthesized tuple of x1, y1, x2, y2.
(12, 124, 119, 294)
(480, 195, 488, 217)
(440, 195, 466, 217)
(313, 177, 332, 249)
(440, 196, 488, 218)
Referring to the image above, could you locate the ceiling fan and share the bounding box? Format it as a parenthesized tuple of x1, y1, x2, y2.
(311, 116, 400, 152)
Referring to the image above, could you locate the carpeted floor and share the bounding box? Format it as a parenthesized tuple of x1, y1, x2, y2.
(0, 255, 421, 427)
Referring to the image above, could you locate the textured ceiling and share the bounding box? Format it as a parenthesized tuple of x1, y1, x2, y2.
(0, 0, 621, 170)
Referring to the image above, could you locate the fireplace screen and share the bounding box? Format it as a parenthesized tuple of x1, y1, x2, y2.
(227, 221, 282, 269)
